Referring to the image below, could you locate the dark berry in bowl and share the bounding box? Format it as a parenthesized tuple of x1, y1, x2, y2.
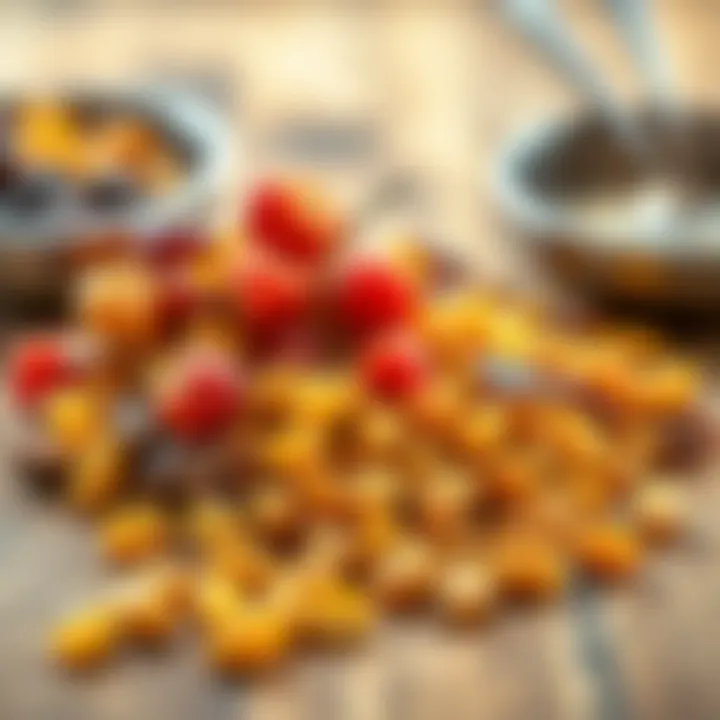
(81, 171, 140, 213)
(7, 169, 66, 217)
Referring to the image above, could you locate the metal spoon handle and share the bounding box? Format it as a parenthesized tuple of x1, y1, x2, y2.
(603, 0, 678, 121)
(501, 0, 644, 150)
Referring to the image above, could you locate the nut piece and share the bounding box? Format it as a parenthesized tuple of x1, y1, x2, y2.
(99, 504, 168, 565)
(437, 561, 496, 625)
(50, 603, 120, 670)
(635, 482, 688, 543)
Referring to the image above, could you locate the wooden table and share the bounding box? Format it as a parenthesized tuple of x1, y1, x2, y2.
(1, 2, 720, 719)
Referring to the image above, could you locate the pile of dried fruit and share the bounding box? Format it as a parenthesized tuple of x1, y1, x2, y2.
(8, 178, 708, 676)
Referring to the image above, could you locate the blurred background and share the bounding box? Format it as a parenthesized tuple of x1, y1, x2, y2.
(1, 0, 716, 290)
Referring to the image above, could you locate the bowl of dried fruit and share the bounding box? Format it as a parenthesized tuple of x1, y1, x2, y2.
(7, 177, 713, 678)
(0, 87, 230, 311)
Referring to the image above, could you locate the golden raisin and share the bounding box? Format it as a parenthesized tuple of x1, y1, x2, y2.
(99, 504, 168, 566)
(206, 605, 290, 676)
(635, 481, 688, 544)
(44, 387, 104, 456)
(436, 560, 496, 625)
(575, 524, 642, 582)
(373, 538, 437, 612)
(50, 603, 120, 670)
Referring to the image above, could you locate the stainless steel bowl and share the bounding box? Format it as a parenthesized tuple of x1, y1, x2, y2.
(496, 109, 720, 307)
(0, 86, 231, 311)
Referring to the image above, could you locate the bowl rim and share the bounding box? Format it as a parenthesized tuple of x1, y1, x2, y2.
(0, 85, 233, 248)
(494, 108, 720, 264)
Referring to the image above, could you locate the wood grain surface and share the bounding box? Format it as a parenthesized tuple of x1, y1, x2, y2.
(1, 2, 720, 719)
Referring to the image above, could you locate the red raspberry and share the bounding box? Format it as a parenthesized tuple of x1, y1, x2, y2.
(158, 349, 243, 441)
(8, 336, 72, 408)
(246, 179, 341, 262)
(360, 331, 429, 400)
(337, 256, 417, 337)
(232, 253, 310, 334)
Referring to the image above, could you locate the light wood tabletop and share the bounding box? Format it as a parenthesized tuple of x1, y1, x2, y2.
(1, 2, 720, 719)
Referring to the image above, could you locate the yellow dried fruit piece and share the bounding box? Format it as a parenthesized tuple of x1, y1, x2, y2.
(261, 427, 325, 483)
(250, 484, 302, 540)
(208, 540, 276, 594)
(416, 470, 475, 539)
(294, 576, 374, 646)
(186, 500, 242, 553)
(495, 536, 565, 602)
(354, 406, 406, 459)
(373, 538, 437, 612)
(346, 466, 400, 518)
(407, 378, 464, 437)
(76, 263, 157, 345)
(44, 387, 104, 456)
(115, 585, 176, 647)
(346, 511, 399, 577)
(15, 102, 82, 172)
(419, 292, 482, 364)
(635, 481, 688, 544)
(111, 564, 190, 646)
(99, 504, 168, 566)
(50, 603, 120, 670)
(575, 524, 642, 582)
(437, 561, 496, 625)
(290, 373, 360, 426)
(68, 436, 123, 513)
(460, 405, 509, 457)
(195, 573, 240, 631)
(206, 605, 290, 676)
(639, 361, 699, 415)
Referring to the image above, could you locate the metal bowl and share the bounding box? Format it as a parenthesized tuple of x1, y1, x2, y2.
(495, 109, 720, 307)
(0, 87, 231, 311)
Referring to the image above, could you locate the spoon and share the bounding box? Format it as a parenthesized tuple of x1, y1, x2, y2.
(501, 0, 697, 239)
(602, 0, 680, 127)
(500, 0, 651, 158)
(602, 0, 710, 231)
